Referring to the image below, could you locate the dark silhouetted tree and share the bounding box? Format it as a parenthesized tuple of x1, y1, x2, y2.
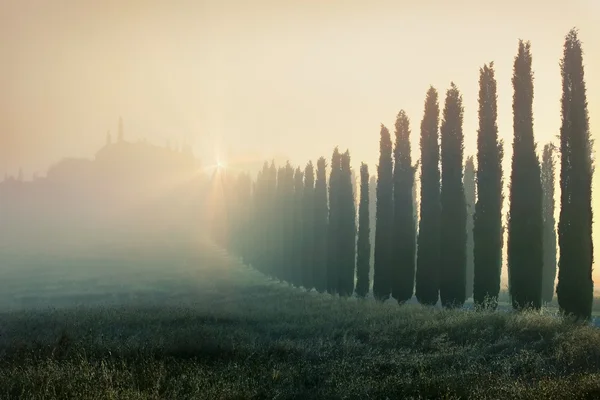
(473, 62, 504, 310)
(464, 156, 476, 299)
(327, 148, 342, 294)
(373, 124, 394, 302)
(355, 163, 371, 298)
(392, 110, 416, 304)
(369, 175, 377, 283)
(338, 150, 356, 296)
(416, 87, 441, 306)
(293, 167, 305, 287)
(508, 40, 544, 310)
(557, 29, 594, 320)
(440, 83, 467, 308)
(302, 161, 315, 290)
(541, 143, 557, 303)
(313, 157, 329, 293)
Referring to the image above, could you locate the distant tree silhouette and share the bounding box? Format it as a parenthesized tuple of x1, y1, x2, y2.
(373, 124, 394, 302)
(541, 143, 557, 303)
(440, 83, 467, 308)
(416, 87, 441, 306)
(392, 110, 416, 304)
(355, 163, 371, 298)
(464, 156, 476, 299)
(473, 62, 504, 310)
(508, 40, 543, 311)
(282, 163, 295, 284)
(293, 167, 305, 287)
(327, 148, 342, 294)
(106, 131, 112, 146)
(313, 157, 329, 293)
(368, 175, 377, 283)
(302, 161, 315, 290)
(338, 150, 356, 296)
(557, 29, 594, 320)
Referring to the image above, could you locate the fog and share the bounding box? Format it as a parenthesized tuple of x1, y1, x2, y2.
(1, 0, 599, 291)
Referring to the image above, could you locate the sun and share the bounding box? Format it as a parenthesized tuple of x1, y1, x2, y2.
(217, 160, 227, 169)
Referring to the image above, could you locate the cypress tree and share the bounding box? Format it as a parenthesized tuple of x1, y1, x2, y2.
(313, 157, 329, 293)
(473, 62, 504, 310)
(355, 163, 371, 298)
(440, 83, 467, 308)
(508, 40, 544, 310)
(327, 148, 342, 294)
(541, 143, 557, 303)
(373, 125, 394, 302)
(464, 156, 476, 300)
(302, 161, 315, 290)
(416, 87, 441, 306)
(338, 150, 356, 296)
(557, 29, 594, 320)
(267, 162, 278, 277)
(275, 166, 286, 281)
(392, 110, 416, 304)
(293, 167, 305, 287)
(369, 175, 377, 283)
(284, 163, 296, 284)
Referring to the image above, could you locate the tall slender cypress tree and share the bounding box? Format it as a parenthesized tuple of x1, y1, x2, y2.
(416, 87, 441, 306)
(557, 29, 594, 320)
(303, 161, 315, 290)
(281, 163, 295, 284)
(373, 125, 394, 302)
(508, 40, 544, 310)
(464, 156, 476, 300)
(392, 110, 416, 304)
(293, 167, 305, 287)
(369, 175, 377, 284)
(541, 144, 557, 303)
(356, 163, 371, 298)
(338, 150, 356, 296)
(327, 148, 342, 294)
(473, 63, 504, 310)
(440, 83, 467, 308)
(313, 157, 329, 293)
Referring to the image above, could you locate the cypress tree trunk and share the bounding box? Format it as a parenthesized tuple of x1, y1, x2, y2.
(373, 125, 394, 302)
(473, 63, 504, 310)
(508, 40, 544, 310)
(392, 110, 416, 304)
(327, 148, 342, 294)
(464, 156, 476, 300)
(440, 83, 467, 308)
(302, 162, 315, 290)
(313, 157, 329, 293)
(541, 144, 557, 303)
(355, 163, 371, 298)
(557, 29, 594, 320)
(338, 151, 356, 296)
(293, 168, 305, 287)
(416, 87, 441, 306)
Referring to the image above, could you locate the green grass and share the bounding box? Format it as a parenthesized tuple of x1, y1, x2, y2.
(1, 238, 600, 399)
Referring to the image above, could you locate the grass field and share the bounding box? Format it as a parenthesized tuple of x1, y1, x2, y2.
(1, 237, 600, 399)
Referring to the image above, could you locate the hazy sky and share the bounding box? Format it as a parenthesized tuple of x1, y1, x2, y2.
(1, 0, 598, 279)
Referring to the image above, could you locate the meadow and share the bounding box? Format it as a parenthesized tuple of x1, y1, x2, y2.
(1, 237, 600, 399)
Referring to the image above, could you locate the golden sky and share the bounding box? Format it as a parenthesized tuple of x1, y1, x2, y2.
(0, 0, 598, 281)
